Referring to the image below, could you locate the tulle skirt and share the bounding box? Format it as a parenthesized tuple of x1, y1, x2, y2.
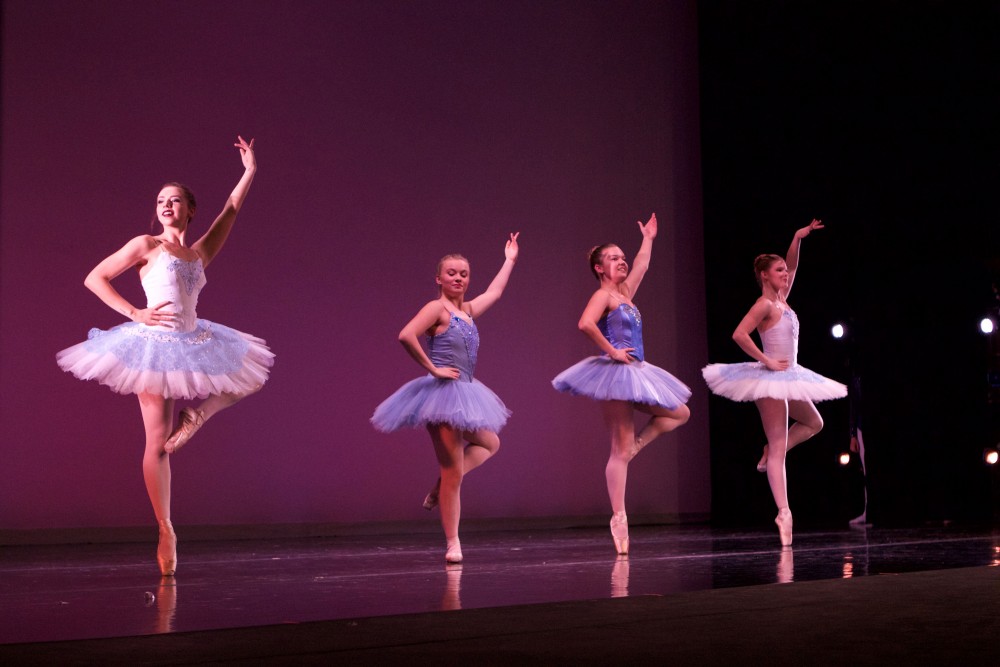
(371, 376, 511, 433)
(552, 356, 691, 410)
(56, 319, 274, 400)
(702, 362, 846, 402)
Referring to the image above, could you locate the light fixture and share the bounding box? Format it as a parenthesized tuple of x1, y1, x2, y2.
(984, 449, 999, 466)
(980, 317, 995, 335)
(838, 452, 851, 466)
(831, 323, 845, 339)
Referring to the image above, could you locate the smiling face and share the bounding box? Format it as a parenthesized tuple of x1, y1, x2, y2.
(758, 258, 789, 291)
(594, 245, 628, 283)
(155, 185, 195, 228)
(436, 256, 471, 298)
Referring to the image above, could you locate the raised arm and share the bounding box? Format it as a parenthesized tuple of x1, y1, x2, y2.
(83, 235, 180, 327)
(192, 136, 257, 267)
(465, 233, 519, 317)
(622, 213, 657, 298)
(732, 298, 788, 371)
(783, 218, 823, 297)
(397, 301, 459, 379)
(578, 289, 635, 363)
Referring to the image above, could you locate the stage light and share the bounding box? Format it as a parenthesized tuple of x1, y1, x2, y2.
(979, 317, 995, 335)
(831, 323, 845, 339)
(984, 449, 999, 466)
(838, 452, 851, 466)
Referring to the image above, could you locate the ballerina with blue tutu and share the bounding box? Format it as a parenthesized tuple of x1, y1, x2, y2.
(701, 219, 846, 546)
(56, 137, 273, 576)
(371, 234, 519, 563)
(552, 213, 691, 555)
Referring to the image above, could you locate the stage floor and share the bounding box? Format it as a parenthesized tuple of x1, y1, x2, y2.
(2, 522, 998, 645)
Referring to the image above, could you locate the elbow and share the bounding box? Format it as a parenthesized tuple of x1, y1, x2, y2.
(83, 272, 100, 294)
(577, 320, 590, 333)
(731, 330, 744, 344)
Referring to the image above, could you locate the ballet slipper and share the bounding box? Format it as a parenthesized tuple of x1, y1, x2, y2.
(610, 511, 629, 555)
(422, 492, 439, 511)
(756, 445, 768, 473)
(445, 538, 463, 564)
(164, 407, 205, 454)
(628, 436, 645, 461)
(775, 508, 793, 547)
(157, 519, 177, 576)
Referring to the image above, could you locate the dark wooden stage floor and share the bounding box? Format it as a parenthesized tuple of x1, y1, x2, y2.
(2, 521, 998, 664)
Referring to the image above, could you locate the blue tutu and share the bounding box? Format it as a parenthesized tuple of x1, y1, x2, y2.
(553, 356, 691, 409)
(552, 302, 691, 410)
(371, 314, 510, 433)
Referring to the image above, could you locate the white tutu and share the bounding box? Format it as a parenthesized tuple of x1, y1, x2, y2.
(702, 361, 846, 403)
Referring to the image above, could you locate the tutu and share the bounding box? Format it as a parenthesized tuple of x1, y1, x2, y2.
(553, 356, 691, 409)
(57, 249, 274, 399)
(702, 361, 845, 402)
(552, 302, 691, 410)
(371, 314, 510, 433)
(57, 319, 273, 399)
(702, 305, 845, 403)
(372, 375, 511, 432)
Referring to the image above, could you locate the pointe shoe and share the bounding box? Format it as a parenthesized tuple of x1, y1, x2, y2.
(756, 445, 768, 473)
(164, 407, 205, 454)
(775, 509, 793, 547)
(610, 511, 629, 555)
(445, 539, 463, 564)
(628, 436, 645, 460)
(157, 519, 177, 576)
(422, 492, 439, 511)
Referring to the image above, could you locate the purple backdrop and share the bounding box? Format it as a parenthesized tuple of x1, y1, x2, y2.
(0, 0, 707, 530)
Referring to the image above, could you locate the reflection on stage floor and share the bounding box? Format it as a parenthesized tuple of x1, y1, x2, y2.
(2, 523, 997, 644)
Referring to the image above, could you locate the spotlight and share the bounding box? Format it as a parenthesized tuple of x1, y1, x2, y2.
(831, 323, 846, 339)
(838, 452, 851, 466)
(984, 449, 999, 466)
(980, 317, 995, 335)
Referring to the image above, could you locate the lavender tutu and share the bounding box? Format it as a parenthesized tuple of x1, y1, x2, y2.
(371, 315, 510, 433)
(552, 303, 691, 410)
(702, 306, 845, 402)
(57, 250, 274, 399)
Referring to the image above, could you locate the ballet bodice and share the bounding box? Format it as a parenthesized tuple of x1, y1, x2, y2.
(599, 303, 645, 362)
(428, 315, 479, 381)
(140, 250, 206, 333)
(760, 307, 799, 366)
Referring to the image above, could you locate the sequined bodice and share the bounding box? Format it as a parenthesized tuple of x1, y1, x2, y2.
(599, 303, 645, 362)
(428, 315, 479, 381)
(760, 307, 799, 366)
(141, 251, 206, 333)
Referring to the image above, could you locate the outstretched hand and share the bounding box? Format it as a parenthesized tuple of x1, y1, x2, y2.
(504, 232, 520, 262)
(794, 218, 824, 239)
(235, 135, 256, 171)
(637, 212, 657, 239)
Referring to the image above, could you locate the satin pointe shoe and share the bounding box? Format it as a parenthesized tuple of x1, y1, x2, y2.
(445, 538, 463, 564)
(157, 519, 177, 576)
(775, 508, 793, 547)
(756, 445, 769, 473)
(610, 511, 629, 555)
(164, 407, 205, 454)
(422, 492, 439, 511)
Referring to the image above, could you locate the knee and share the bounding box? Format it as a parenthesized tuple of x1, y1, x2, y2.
(675, 405, 691, 425)
(808, 415, 824, 435)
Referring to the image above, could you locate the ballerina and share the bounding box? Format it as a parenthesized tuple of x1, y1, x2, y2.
(57, 137, 273, 575)
(702, 219, 846, 546)
(553, 213, 691, 555)
(371, 234, 519, 563)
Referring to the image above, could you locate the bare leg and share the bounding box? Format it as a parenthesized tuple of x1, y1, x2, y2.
(424, 429, 500, 509)
(601, 400, 635, 513)
(427, 424, 466, 562)
(785, 400, 824, 451)
(756, 397, 793, 546)
(633, 403, 690, 457)
(757, 400, 824, 470)
(138, 392, 177, 575)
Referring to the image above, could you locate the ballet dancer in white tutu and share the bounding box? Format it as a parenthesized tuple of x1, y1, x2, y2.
(371, 234, 519, 563)
(702, 219, 845, 546)
(552, 214, 691, 555)
(57, 137, 273, 575)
